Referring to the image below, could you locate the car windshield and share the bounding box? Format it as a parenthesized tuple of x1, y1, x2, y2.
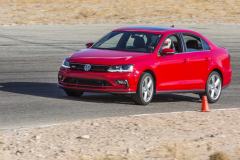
(92, 31, 161, 53)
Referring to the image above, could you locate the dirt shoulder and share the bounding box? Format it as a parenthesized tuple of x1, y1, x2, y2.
(0, 0, 240, 25)
(1, 109, 240, 160)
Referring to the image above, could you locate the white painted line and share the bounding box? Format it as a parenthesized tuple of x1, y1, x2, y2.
(130, 108, 240, 117)
(2, 108, 239, 131)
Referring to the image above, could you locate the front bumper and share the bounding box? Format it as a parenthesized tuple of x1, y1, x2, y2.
(58, 68, 139, 94)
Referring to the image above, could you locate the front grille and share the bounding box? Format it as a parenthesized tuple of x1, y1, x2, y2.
(70, 63, 109, 72)
(63, 77, 112, 86)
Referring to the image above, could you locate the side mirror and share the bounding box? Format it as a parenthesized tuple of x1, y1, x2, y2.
(161, 48, 175, 55)
(86, 42, 94, 48)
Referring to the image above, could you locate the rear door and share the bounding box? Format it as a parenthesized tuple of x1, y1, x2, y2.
(180, 33, 211, 90)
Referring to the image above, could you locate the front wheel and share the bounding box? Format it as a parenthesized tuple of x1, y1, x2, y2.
(132, 72, 154, 105)
(206, 71, 222, 103)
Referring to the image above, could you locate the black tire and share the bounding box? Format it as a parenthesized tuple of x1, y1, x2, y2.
(205, 71, 222, 103)
(198, 93, 204, 100)
(132, 72, 155, 105)
(64, 89, 84, 97)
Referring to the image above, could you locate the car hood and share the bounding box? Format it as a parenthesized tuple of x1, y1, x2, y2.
(69, 49, 148, 65)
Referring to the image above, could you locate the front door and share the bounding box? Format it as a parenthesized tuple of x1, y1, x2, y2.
(156, 34, 188, 91)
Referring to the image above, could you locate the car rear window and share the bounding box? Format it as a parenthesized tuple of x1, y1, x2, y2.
(183, 34, 203, 52)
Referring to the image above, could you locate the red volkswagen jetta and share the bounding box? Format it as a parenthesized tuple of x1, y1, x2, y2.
(58, 26, 232, 105)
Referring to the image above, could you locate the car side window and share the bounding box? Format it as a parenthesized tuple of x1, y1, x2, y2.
(160, 34, 182, 54)
(183, 34, 203, 52)
(202, 39, 211, 50)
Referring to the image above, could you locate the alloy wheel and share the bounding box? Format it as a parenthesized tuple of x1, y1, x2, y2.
(132, 72, 155, 105)
(141, 76, 154, 103)
(206, 71, 222, 103)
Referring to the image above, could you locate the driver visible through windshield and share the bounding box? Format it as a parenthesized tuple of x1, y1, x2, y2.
(92, 31, 161, 53)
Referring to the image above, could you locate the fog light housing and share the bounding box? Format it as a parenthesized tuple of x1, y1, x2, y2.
(116, 80, 129, 87)
(58, 74, 64, 81)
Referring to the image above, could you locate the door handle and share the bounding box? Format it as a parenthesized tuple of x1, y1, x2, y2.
(205, 57, 211, 61)
(184, 58, 189, 63)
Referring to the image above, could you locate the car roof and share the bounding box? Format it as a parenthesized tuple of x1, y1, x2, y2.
(113, 26, 194, 34)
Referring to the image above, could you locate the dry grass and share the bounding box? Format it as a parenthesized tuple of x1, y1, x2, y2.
(96, 156, 127, 160)
(79, 152, 231, 160)
(0, 0, 240, 25)
(209, 152, 230, 160)
(78, 155, 128, 160)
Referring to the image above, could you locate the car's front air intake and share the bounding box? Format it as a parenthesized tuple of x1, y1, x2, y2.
(63, 77, 112, 87)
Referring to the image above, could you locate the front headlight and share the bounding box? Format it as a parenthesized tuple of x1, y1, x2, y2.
(107, 64, 133, 72)
(61, 58, 70, 68)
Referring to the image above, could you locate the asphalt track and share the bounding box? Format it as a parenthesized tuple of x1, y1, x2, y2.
(0, 24, 239, 129)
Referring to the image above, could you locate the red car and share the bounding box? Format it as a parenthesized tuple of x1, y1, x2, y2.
(58, 26, 232, 105)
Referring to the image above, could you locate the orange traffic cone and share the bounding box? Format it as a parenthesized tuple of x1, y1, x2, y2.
(201, 95, 210, 112)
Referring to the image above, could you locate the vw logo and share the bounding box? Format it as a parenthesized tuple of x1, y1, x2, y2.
(84, 64, 91, 71)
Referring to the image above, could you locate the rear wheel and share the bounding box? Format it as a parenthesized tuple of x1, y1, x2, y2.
(64, 89, 84, 97)
(132, 72, 154, 105)
(206, 71, 222, 103)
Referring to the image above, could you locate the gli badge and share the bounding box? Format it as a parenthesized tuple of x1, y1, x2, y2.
(84, 64, 91, 71)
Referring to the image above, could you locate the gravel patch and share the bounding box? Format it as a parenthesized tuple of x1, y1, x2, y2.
(1, 109, 240, 160)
